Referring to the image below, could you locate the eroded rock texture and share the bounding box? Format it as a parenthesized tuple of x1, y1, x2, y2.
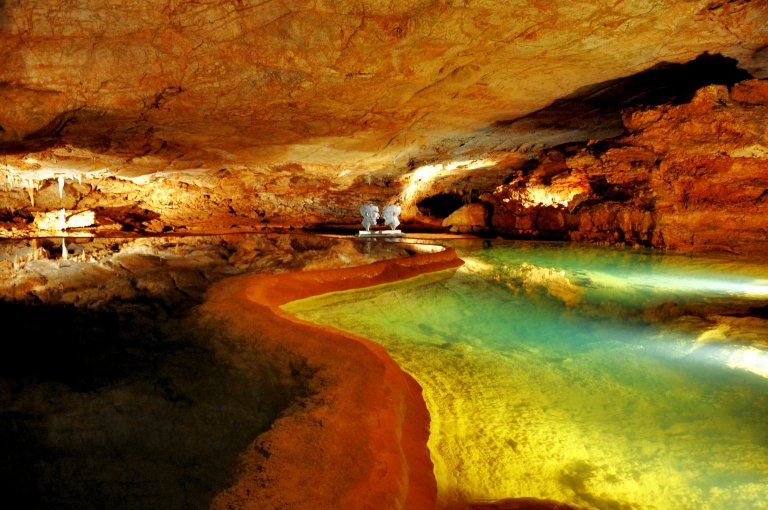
(0, 1, 766, 252)
(487, 81, 768, 253)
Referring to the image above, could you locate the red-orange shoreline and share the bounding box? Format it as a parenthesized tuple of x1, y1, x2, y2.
(202, 244, 463, 509)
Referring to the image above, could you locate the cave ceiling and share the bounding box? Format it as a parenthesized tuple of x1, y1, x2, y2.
(0, 0, 766, 184)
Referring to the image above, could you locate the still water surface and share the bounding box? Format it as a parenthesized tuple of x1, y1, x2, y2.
(285, 241, 768, 510)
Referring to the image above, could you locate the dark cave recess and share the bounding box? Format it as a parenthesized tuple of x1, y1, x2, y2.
(0, 299, 305, 510)
(497, 52, 753, 133)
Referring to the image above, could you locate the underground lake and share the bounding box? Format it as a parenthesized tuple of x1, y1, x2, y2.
(284, 239, 768, 510)
(1, 234, 766, 509)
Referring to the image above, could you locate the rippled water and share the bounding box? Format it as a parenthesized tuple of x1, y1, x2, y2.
(284, 241, 768, 510)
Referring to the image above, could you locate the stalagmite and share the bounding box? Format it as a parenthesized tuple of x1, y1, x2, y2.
(61, 238, 68, 260)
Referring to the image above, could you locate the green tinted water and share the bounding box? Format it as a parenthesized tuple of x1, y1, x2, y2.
(284, 241, 768, 509)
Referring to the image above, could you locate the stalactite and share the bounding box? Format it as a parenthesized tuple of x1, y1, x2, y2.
(58, 176, 65, 199)
(21, 179, 43, 207)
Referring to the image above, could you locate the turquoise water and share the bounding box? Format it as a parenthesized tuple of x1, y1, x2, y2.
(284, 241, 768, 510)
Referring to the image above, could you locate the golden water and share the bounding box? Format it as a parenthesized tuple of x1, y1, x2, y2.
(284, 241, 768, 509)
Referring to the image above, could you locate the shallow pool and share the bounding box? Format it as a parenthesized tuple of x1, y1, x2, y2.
(284, 241, 768, 510)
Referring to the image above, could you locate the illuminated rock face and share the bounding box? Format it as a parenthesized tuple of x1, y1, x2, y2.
(442, 203, 488, 233)
(0, 1, 766, 251)
(3, 0, 764, 153)
(488, 81, 768, 254)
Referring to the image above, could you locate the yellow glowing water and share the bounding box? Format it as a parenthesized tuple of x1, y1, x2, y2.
(284, 241, 768, 510)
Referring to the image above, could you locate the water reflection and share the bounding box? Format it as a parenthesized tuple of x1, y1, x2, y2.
(0, 233, 413, 509)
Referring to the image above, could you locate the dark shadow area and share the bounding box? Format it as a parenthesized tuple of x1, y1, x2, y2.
(302, 223, 360, 234)
(0, 206, 32, 224)
(0, 108, 161, 155)
(0, 0, 7, 31)
(0, 299, 300, 510)
(93, 206, 162, 232)
(497, 52, 753, 132)
(417, 193, 465, 218)
(0, 302, 178, 389)
(465, 498, 587, 510)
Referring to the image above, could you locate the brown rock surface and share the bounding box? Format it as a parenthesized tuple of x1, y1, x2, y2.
(1, 0, 764, 158)
(0, 234, 414, 305)
(442, 202, 489, 233)
(487, 80, 768, 254)
(0, 1, 767, 247)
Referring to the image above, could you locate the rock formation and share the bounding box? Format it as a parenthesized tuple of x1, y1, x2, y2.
(1, 4, 768, 505)
(0, 1, 766, 255)
(486, 80, 768, 254)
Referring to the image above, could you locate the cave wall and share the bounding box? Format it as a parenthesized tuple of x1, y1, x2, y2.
(0, 79, 766, 257)
(485, 80, 768, 254)
(0, 1, 766, 254)
(0, 163, 395, 235)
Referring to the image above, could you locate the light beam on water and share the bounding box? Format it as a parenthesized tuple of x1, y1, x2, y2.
(284, 242, 768, 510)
